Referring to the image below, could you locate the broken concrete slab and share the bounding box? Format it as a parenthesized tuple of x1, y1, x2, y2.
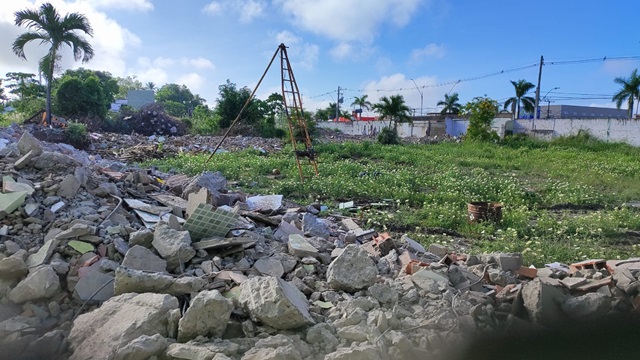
(25, 239, 60, 268)
(239, 276, 314, 330)
(0, 191, 27, 214)
(561, 292, 612, 319)
(521, 278, 567, 325)
(559, 276, 588, 289)
(122, 245, 167, 273)
(177, 289, 233, 342)
(112, 334, 170, 360)
(14, 149, 36, 170)
(74, 269, 114, 302)
(302, 213, 330, 240)
(327, 245, 378, 292)
(246, 194, 283, 212)
(114, 267, 206, 296)
(191, 237, 255, 252)
(152, 222, 195, 270)
(253, 258, 285, 278)
(129, 228, 154, 248)
(497, 253, 524, 272)
(17, 131, 43, 156)
(288, 234, 319, 258)
(68, 293, 180, 360)
(9, 265, 61, 303)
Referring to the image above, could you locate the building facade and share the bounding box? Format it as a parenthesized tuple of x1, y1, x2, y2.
(540, 105, 628, 119)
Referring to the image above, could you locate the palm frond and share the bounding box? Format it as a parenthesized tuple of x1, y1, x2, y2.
(62, 33, 94, 62)
(12, 32, 48, 59)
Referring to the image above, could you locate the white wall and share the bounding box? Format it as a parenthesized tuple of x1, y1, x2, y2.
(318, 120, 434, 137)
(514, 118, 640, 146)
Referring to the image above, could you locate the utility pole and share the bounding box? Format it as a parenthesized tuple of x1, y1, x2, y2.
(410, 79, 423, 117)
(335, 86, 341, 121)
(534, 55, 544, 121)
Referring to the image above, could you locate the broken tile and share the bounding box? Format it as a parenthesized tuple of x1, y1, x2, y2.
(68, 240, 95, 254)
(0, 191, 27, 214)
(124, 198, 171, 215)
(191, 237, 255, 251)
(183, 203, 239, 240)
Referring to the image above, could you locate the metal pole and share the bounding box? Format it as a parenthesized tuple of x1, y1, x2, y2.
(534, 55, 544, 120)
(335, 86, 340, 121)
(410, 79, 423, 117)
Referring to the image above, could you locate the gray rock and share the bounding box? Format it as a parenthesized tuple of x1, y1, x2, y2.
(26, 239, 60, 268)
(178, 290, 233, 342)
(94, 182, 121, 197)
(34, 152, 81, 172)
(302, 213, 330, 240)
(9, 265, 61, 303)
(562, 292, 612, 319)
(288, 234, 319, 258)
(241, 345, 301, 360)
(152, 222, 195, 270)
(0, 256, 28, 280)
(57, 174, 81, 198)
(254, 257, 285, 278)
(324, 345, 384, 360)
(55, 223, 95, 240)
(182, 171, 227, 198)
(122, 245, 167, 273)
(68, 293, 180, 360)
(17, 131, 43, 156)
(327, 245, 377, 292)
(239, 276, 314, 330)
(113, 334, 170, 360)
(368, 283, 398, 306)
(50, 259, 70, 274)
(521, 278, 567, 325)
(166, 343, 216, 360)
(74, 269, 114, 302)
(114, 266, 206, 296)
(496, 253, 523, 271)
(129, 228, 154, 248)
(4, 240, 21, 255)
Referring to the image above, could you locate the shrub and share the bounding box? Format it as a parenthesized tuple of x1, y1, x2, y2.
(465, 96, 499, 142)
(377, 127, 401, 145)
(64, 122, 89, 149)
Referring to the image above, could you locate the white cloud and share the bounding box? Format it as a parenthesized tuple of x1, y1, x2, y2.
(275, 0, 423, 42)
(602, 59, 640, 77)
(183, 57, 215, 70)
(177, 72, 206, 93)
(202, 0, 267, 23)
(85, 0, 154, 12)
(410, 43, 445, 62)
(273, 30, 318, 70)
(330, 43, 351, 60)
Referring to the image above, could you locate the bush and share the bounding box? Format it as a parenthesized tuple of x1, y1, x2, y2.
(465, 96, 499, 142)
(64, 122, 89, 149)
(377, 127, 401, 145)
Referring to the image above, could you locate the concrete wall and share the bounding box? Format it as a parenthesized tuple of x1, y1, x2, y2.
(514, 118, 640, 146)
(318, 120, 446, 138)
(127, 90, 155, 110)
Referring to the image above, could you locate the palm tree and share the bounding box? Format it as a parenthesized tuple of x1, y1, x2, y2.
(13, 3, 94, 124)
(437, 92, 462, 115)
(351, 95, 372, 120)
(504, 79, 535, 119)
(612, 69, 640, 119)
(146, 81, 156, 91)
(372, 94, 411, 129)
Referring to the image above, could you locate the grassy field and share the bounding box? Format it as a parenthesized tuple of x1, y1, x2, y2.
(146, 133, 640, 266)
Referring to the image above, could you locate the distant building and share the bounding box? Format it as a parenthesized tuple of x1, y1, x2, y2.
(540, 105, 628, 119)
(110, 99, 128, 112)
(126, 90, 155, 110)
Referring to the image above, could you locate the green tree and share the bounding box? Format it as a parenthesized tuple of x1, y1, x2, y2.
(465, 96, 499, 141)
(189, 104, 219, 135)
(351, 95, 372, 119)
(4, 72, 44, 102)
(314, 102, 351, 121)
(55, 74, 109, 118)
(156, 83, 203, 117)
(214, 80, 262, 128)
(372, 94, 411, 129)
(115, 75, 143, 99)
(612, 68, 640, 119)
(437, 92, 462, 115)
(503, 79, 535, 119)
(12, 2, 94, 125)
(146, 81, 156, 91)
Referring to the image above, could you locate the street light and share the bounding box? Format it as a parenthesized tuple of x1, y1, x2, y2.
(542, 87, 560, 119)
(410, 78, 423, 118)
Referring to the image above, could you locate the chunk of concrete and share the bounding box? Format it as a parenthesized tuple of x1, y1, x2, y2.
(129, 228, 154, 248)
(561, 292, 612, 319)
(33, 152, 81, 172)
(17, 131, 43, 156)
(241, 345, 301, 360)
(14, 150, 36, 170)
(0, 256, 28, 280)
(57, 174, 81, 198)
(521, 278, 567, 325)
(25, 238, 59, 268)
(9, 265, 61, 303)
(496, 253, 524, 272)
(152, 222, 195, 270)
(288, 234, 318, 258)
(178, 290, 233, 342)
(3, 177, 35, 195)
(122, 245, 167, 273)
(253, 258, 285, 278)
(0, 191, 27, 214)
(239, 276, 314, 330)
(54, 223, 95, 240)
(68, 293, 180, 360)
(302, 213, 330, 240)
(114, 266, 206, 296)
(246, 195, 283, 211)
(324, 345, 384, 360)
(113, 334, 170, 360)
(327, 244, 378, 292)
(74, 269, 114, 302)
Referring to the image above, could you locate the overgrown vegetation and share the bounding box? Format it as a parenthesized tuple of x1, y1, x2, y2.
(145, 134, 640, 266)
(464, 96, 499, 141)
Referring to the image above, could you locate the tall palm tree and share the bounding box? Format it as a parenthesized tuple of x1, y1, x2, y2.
(372, 94, 411, 129)
(612, 69, 640, 119)
(146, 81, 156, 91)
(351, 95, 372, 120)
(503, 79, 535, 119)
(13, 3, 94, 124)
(437, 92, 462, 115)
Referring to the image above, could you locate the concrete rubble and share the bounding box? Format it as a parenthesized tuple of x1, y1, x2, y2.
(0, 129, 639, 359)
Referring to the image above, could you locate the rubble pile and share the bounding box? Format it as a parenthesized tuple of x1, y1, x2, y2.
(113, 103, 187, 137)
(0, 129, 639, 360)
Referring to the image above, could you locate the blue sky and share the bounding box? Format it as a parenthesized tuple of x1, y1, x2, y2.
(1, 0, 639, 116)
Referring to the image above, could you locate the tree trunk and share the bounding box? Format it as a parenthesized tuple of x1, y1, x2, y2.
(516, 99, 520, 120)
(46, 49, 56, 125)
(629, 96, 634, 119)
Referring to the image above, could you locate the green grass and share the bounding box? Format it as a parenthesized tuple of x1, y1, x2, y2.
(145, 134, 640, 266)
